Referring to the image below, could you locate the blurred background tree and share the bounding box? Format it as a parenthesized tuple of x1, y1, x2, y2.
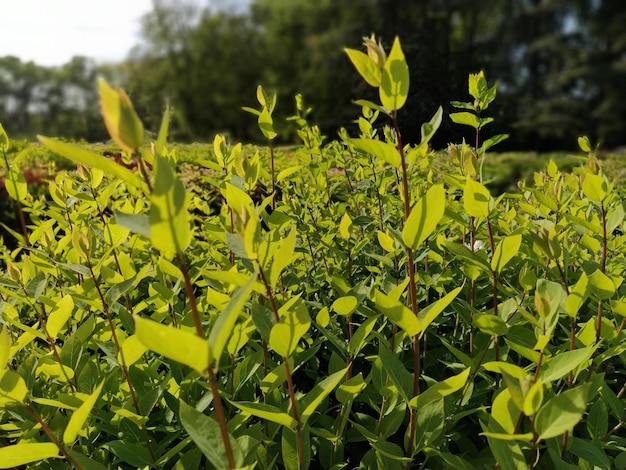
(0, 0, 624, 151)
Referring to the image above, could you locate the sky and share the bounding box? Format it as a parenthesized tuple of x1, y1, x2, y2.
(0, 0, 154, 66)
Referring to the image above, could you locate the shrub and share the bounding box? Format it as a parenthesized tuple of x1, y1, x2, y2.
(0, 37, 625, 470)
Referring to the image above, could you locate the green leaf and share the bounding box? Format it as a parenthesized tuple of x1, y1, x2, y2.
(578, 136, 591, 153)
(490, 388, 521, 434)
(478, 134, 509, 154)
(101, 440, 153, 468)
(379, 37, 409, 111)
(473, 314, 508, 336)
(566, 273, 589, 318)
(0, 123, 8, 150)
(420, 106, 443, 146)
(229, 401, 297, 429)
(98, 78, 144, 153)
(491, 234, 522, 273)
(258, 107, 277, 140)
(464, 178, 491, 218)
(38, 136, 143, 189)
(348, 316, 378, 356)
(336, 372, 367, 404)
(63, 381, 104, 444)
(179, 400, 242, 468)
(450, 112, 480, 129)
(134, 316, 209, 374)
(300, 367, 348, 425)
(0, 443, 60, 468)
(410, 367, 470, 409)
(269, 298, 310, 357)
(155, 106, 170, 156)
(149, 153, 191, 256)
(402, 184, 446, 250)
(538, 346, 594, 383)
(0, 370, 27, 404)
(588, 269, 615, 299)
(582, 174, 607, 203)
(375, 290, 420, 336)
(208, 275, 256, 371)
(349, 138, 400, 168)
(522, 380, 543, 416)
(112, 210, 151, 239)
(535, 383, 591, 440)
(379, 346, 412, 403)
(5, 169, 27, 201)
(344, 48, 381, 87)
(418, 286, 462, 335)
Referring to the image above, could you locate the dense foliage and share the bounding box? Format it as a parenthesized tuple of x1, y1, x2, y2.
(1, 36, 626, 470)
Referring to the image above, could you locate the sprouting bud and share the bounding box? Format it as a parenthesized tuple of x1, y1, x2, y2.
(363, 34, 386, 68)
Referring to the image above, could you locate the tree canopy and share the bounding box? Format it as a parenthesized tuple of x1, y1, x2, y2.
(1, 0, 624, 150)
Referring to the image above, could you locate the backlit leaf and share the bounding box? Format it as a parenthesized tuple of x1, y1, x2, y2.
(349, 138, 400, 168)
(149, 153, 191, 256)
(301, 368, 348, 425)
(380, 37, 409, 111)
(491, 234, 522, 273)
(63, 381, 104, 444)
(98, 78, 144, 153)
(535, 383, 591, 440)
(344, 48, 381, 87)
(464, 178, 491, 218)
(37, 136, 143, 189)
(229, 401, 297, 429)
(0, 443, 60, 468)
(375, 290, 420, 337)
(269, 298, 310, 357)
(402, 184, 446, 250)
(208, 275, 256, 371)
(134, 316, 209, 374)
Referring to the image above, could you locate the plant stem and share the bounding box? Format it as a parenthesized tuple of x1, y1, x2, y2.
(391, 113, 420, 457)
(24, 403, 85, 470)
(257, 262, 304, 469)
(176, 251, 203, 337)
(208, 365, 236, 469)
(595, 201, 607, 346)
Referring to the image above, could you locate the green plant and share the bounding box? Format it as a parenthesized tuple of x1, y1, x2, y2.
(0, 35, 625, 470)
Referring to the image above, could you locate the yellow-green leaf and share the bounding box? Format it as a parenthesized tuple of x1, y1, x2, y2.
(588, 269, 616, 299)
(37, 136, 143, 189)
(229, 401, 297, 429)
(344, 48, 381, 87)
(0, 123, 8, 151)
(269, 298, 310, 357)
(0, 327, 10, 368)
(523, 380, 543, 416)
(464, 178, 491, 218)
(402, 184, 446, 250)
(582, 174, 607, 203)
(63, 381, 104, 444)
(134, 316, 209, 374)
(5, 169, 27, 201)
(349, 138, 400, 168)
(149, 153, 191, 257)
(0, 370, 27, 404)
(375, 290, 420, 336)
(491, 234, 522, 273)
(0, 443, 60, 468)
(208, 275, 256, 371)
(47, 295, 74, 340)
(379, 37, 409, 111)
(98, 78, 144, 153)
(118, 335, 147, 366)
